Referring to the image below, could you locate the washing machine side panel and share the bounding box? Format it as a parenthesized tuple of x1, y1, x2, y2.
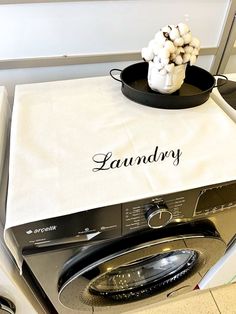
(24, 246, 93, 314)
(0, 259, 46, 314)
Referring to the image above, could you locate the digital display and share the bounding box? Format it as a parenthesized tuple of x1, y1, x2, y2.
(195, 182, 236, 214)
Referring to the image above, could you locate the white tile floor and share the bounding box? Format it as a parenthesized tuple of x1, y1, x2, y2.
(211, 283, 236, 314)
(123, 283, 236, 314)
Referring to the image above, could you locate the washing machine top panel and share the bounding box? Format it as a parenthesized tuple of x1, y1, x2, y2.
(5, 75, 236, 230)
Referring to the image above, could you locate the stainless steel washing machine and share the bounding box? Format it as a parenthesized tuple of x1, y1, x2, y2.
(4, 76, 236, 313)
(6, 180, 236, 313)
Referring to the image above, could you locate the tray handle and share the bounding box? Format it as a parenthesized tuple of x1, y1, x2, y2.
(213, 74, 228, 88)
(110, 69, 122, 83)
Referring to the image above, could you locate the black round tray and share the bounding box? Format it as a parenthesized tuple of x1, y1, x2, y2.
(110, 62, 217, 110)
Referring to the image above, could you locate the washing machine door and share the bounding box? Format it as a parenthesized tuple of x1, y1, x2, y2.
(58, 222, 225, 309)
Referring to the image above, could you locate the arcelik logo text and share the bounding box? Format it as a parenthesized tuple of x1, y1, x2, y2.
(25, 225, 57, 235)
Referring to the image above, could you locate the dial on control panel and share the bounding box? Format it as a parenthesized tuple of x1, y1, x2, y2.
(144, 202, 172, 229)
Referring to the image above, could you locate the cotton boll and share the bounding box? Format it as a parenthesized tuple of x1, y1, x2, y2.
(184, 46, 194, 54)
(183, 53, 191, 63)
(192, 48, 199, 56)
(161, 25, 171, 33)
(148, 39, 155, 49)
(159, 48, 170, 59)
(175, 55, 183, 65)
(170, 53, 176, 61)
(174, 37, 184, 47)
(190, 37, 200, 48)
(183, 32, 192, 44)
(163, 32, 170, 39)
(154, 31, 166, 45)
(168, 24, 175, 30)
(169, 28, 180, 41)
(144, 23, 200, 68)
(178, 23, 190, 36)
(190, 55, 197, 65)
(165, 63, 175, 72)
(176, 47, 185, 55)
(152, 42, 163, 55)
(164, 40, 176, 54)
(141, 47, 154, 61)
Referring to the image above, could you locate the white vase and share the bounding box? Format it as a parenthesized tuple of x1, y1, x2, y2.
(148, 62, 186, 94)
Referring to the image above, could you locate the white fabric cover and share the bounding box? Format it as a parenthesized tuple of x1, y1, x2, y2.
(4, 76, 236, 267)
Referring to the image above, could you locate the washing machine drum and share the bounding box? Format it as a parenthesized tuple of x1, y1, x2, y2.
(58, 222, 225, 309)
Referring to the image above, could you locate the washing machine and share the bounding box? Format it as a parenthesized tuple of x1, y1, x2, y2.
(4, 75, 236, 313)
(198, 73, 236, 290)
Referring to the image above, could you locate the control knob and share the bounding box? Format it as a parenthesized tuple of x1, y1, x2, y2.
(144, 202, 172, 228)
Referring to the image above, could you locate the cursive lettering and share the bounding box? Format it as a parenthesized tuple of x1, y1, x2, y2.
(92, 146, 182, 172)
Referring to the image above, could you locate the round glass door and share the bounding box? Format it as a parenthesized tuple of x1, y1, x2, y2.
(89, 249, 198, 300)
(58, 229, 226, 310)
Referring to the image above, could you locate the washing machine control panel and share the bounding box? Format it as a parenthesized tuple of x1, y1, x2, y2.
(122, 180, 236, 234)
(194, 182, 236, 216)
(11, 180, 236, 249)
(12, 204, 122, 249)
(122, 194, 187, 233)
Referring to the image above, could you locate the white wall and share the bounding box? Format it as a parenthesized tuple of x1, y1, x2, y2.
(0, 0, 231, 102)
(0, 0, 229, 59)
(224, 55, 236, 73)
(0, 56, 214, 105)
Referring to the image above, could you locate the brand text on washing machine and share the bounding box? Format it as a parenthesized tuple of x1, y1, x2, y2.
(25, 225, 57, 235)
(92, 145, 182, 172)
